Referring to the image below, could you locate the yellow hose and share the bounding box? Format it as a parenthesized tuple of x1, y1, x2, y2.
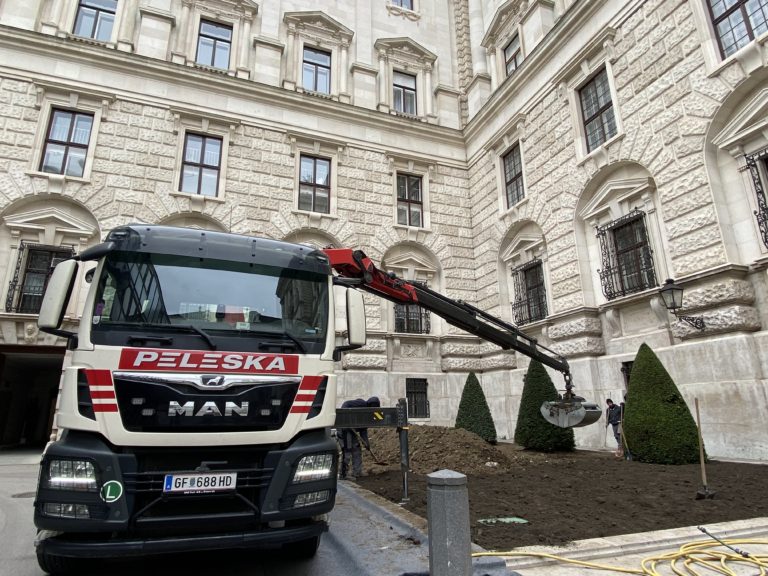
(472, 538, 768, 575)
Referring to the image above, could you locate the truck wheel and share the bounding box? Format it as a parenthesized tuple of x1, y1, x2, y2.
(284, 534, 321, 559)
(36, 550, 84, 576)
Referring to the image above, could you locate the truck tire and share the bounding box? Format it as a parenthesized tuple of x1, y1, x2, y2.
(284, 534, 321, 559)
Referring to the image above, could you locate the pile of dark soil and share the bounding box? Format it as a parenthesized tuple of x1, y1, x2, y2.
(357, 426, 768, 550)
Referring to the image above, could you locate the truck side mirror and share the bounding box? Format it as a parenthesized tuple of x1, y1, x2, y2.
(38, 259, 78, 338)
(346, 289, 366, 348)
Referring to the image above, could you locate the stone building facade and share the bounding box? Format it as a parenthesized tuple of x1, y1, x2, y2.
(0, 0, 766, 459)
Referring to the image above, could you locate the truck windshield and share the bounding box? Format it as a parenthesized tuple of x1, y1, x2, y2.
(90, 251, 329, 354)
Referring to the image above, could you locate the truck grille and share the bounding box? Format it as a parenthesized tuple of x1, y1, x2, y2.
(112, 372, 301, 433)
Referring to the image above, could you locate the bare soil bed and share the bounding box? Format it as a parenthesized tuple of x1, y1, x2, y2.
(354, 426, 767, 550)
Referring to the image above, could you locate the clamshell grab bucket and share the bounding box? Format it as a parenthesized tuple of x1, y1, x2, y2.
(540, 400, 602, 428)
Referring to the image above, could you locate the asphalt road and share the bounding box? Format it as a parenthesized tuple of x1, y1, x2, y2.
(0, 451, 430, 576)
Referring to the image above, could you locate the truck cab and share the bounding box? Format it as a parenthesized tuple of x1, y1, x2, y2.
(33, 225, 366, 574)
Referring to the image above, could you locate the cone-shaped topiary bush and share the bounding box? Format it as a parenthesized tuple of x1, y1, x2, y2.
(622, 343, 701, 465)
(514, 360, 575, 452)
(454, 372, 497, 444)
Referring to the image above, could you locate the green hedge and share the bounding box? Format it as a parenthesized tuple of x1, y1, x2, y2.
(622, 343, 701, 464)
(514, 360, 575, 452)
(455, 372, 497, 444)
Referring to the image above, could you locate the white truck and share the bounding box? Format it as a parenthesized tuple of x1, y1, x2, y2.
(33, 224, 366, 574)
(34, 224, 597, 574)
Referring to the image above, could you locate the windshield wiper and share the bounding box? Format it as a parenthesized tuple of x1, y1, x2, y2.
(221, 328, 308, 354)
(129, 322, 218, 350)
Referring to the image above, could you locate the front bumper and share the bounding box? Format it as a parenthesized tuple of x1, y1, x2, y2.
(34, 429, 337, 556)
(36, 521, 326, 558)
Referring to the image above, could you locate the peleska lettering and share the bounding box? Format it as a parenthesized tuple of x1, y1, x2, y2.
(122, 349, 296, 373)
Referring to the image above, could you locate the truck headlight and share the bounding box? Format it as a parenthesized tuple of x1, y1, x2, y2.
(43, 503, 91, 519)
(292, 490, 330, 508)
(292, 453, 334, 484)
(46, 460, 97, 492)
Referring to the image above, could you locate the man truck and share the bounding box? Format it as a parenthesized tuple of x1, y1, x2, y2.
(34, 224, 597, 574)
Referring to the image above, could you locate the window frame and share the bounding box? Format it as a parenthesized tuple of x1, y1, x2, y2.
(396, 173, 424, 227)
(298, 154, 332, 214)
(504, 34, 522, 76)
(579, 67, 618, 154)
(406, 378, 429, 419)
(392, 0, 415, 9)
(179, 132, 224, 198)
(706, 0, 768, 59)
(195, 19, 233, 70)
(502, 143, 525, 208)
(392, 70, 418, 115)
(595, 209, 658, 301)
(5, 243, 75, 314)
(39, 108, 95, 178)
(72, 0, 118, 42)
(394, 281, 431, 334)
(510, 258, 547, 326)
(302, 46, 332, 94)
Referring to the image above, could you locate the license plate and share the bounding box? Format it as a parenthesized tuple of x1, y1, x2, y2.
(163, 472, 237, 494)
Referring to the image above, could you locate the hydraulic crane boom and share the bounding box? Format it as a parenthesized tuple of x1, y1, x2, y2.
(324, 248, 601, 429)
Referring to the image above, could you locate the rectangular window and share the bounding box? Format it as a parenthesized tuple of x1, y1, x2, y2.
(196, 20, 232, 69)
(180, 133, 222, 197)
(302, 47, 331, 94)
(299, 155, 331, 214)
(393, 71, 417, 115)
(744, 147, 768, 249)
(504, 35, 521, 76)
(621, 361, 634, 389)
(6, 243, 74, 314)
(40, 109, 94, 177)
(580, 68, 617, 153)
(511, 259, 547, 325)
(394, 281, 430, 333)
(708, 0, 768, 58)
(503, 144, 524, 208)
(73, 0, 117, 41)
(406, 378, 429, 418)
(596, 209, 657, 300)
(392, 0, 414, 9)
(396, 174, 423, 227)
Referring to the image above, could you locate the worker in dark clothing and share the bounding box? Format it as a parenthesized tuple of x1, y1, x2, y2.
(339, 396, 380, 480)
(605, 398, 623, 457)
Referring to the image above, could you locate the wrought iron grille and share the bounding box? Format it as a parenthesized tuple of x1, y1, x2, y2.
(394, 281, 430, 333)
(510, 258, 547, 325)
(746, 147, 768, 249)
(596, 209, 657, 300)
(406, 378, 429, 418)
(6, 243, 74, 314)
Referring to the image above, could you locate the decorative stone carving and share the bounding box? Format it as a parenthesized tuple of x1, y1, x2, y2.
(23, 322, 38, 345)
(401, 343, 425, 358)
(547, 317, 602, 340)
(342, 353, 388, 370)
(551, 336, 605, 357)
(682, 278, 755, 311)
(672, 304, 761, 339)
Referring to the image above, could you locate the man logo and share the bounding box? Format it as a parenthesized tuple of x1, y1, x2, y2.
(201, 375, 226, 387)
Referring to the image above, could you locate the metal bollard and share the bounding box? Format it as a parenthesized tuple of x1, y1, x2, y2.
(427, 470, 472, 576)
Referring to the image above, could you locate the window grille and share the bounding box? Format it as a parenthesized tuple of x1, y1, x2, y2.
(394, 281, 430, 333)
(406, 378, 429, 418)
(6, 243, 74, 314)
(595, 209, 657, 300)
(510, 258, 547, 325)
(745, 146, 768, 249)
